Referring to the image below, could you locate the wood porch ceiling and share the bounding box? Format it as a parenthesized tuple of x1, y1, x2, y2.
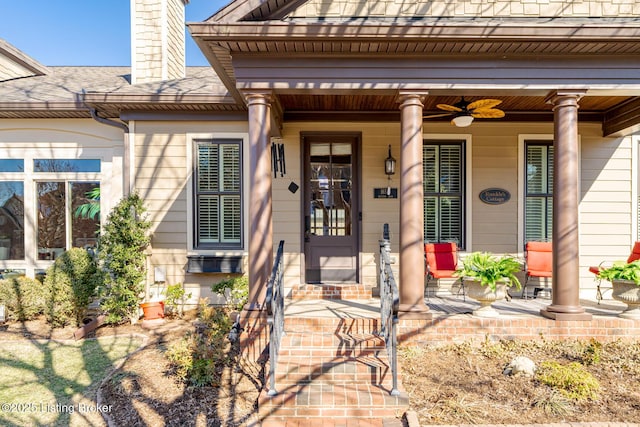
(278, 94, 632, 125)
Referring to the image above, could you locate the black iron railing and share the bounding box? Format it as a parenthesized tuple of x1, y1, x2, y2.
(379, 225, 400, 396)
(265, 240, 285, 396)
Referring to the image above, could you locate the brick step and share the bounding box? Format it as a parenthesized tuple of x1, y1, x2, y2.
(271, 355, 394, 385)
(281, 331, 385, 351)
(285, 317, 380, 334)
(258, 382, 409, 420)
(290, 283, 373, 300)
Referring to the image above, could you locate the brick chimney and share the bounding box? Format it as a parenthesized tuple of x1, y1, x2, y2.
(130, 0, 188, 84)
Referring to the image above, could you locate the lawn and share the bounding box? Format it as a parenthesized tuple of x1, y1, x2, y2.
(0, 335, 143, 426)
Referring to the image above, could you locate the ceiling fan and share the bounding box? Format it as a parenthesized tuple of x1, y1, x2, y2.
(424, 97, 505, 127)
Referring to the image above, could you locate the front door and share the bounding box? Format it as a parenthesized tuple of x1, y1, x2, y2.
(303, 133, 359, 283)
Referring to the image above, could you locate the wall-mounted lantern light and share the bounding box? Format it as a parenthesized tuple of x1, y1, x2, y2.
(384, 145, 396, 195)
(385, 145, 396, 176)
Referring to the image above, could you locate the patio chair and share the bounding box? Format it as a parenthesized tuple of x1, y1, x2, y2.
(588, 241, 640, 303)
(425, 242, 460, 299)
(523, 241, 552, 299)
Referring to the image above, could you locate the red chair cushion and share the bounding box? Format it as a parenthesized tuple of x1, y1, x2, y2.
(627, 241, 640, 263)
(525, 241, 552, 278)
(430, 269, 457, 279)
(425, 243, 457, 278)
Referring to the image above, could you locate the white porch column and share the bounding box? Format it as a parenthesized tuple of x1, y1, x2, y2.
(398, 92, 431, 316)
(541, 90, 592, 321)
(245, 91, 273, 311)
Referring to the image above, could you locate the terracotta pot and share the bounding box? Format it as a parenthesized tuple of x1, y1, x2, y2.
(140, 301, 165, 320)
(465, 279, 508, 318)
(611, 280, 640, 320)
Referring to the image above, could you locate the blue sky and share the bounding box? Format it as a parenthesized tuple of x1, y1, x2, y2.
(0, 0, 229, 66)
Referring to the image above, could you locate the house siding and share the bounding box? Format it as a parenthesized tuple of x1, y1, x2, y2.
(289, 0, 640, 19)
(133, 121, 249, 303)
(580, 124, 635, 291)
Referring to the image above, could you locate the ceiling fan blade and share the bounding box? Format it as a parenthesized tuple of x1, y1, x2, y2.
(467, 99, 502, 110)
(471, 109, 505, 118)
(436, 103, 463, 112)
(423, 112, 455, 119)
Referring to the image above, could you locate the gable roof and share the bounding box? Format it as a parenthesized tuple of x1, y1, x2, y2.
(0, 38, 49, 82)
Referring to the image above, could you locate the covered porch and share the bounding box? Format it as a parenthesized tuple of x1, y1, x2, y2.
(190, 3, 640, 325)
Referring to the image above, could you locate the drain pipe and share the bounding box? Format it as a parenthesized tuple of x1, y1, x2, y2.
(89, 108, 133, 196)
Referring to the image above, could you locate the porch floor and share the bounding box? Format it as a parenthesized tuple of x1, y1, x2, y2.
(284, 294, 628, 320)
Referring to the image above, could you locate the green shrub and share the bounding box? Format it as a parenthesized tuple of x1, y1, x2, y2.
(44, 248, 101, 327)
(535, 361, 600, 401)
(0, 276, 47, 321)
(98, 193, 151, 324)
(163, 283, 191, 318)
(165, 304, 233, 387)
(211, 275, 248, 310)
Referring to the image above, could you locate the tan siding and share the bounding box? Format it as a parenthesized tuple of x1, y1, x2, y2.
(579, 128, 634, 292)
(289, 0, 640, 18)
(133, 121, 248, 301)
(468, 125, 519, 254)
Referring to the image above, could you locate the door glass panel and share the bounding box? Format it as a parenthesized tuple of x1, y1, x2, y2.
(309, 142, 352, 236)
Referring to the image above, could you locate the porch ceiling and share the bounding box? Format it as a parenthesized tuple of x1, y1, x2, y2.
(189, 19, 640, 136)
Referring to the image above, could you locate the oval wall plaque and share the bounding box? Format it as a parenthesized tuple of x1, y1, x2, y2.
(479, 188, 511, 205)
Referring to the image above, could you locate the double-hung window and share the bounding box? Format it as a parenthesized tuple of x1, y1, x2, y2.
(423, 140, 465, 248)
(525, 141, 553, 243)
(194, 139, 242, 249)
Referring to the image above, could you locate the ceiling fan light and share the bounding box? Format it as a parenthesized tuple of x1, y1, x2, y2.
(452, 114, 474, 127)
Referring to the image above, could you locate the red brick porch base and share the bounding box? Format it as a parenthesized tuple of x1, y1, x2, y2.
(398, 315, 640, 346)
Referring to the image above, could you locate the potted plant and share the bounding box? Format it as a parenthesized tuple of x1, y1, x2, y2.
(596, 260, 640, 319)
(455, 252, 522, 317)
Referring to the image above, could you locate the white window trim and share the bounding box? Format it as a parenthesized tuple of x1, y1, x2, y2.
(517, 134, 581, 254)
(0, 146, 109, 278)
(423, 133, 472, 252)
(186, 132, 249, 257)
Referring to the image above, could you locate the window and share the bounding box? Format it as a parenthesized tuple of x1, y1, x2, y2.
(525, 141, 553, 242)
(423, 141, 465, 248)
(37, 181, 100, 259)
(0, 182, 24, 260)
(34, 159, 100, 173)
(194, 139, 242, 249)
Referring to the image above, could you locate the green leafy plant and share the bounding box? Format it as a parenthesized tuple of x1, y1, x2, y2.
(455, 252, 522, 292)
(535, 361, 600, 401)
(73, 186, 101, 220)
(98, 193, 151, 324)
(211, 275, 249, 310)
(163, 283, 191, 318)
(44, 248, 102, 326)
(597, 260, 640, 285)
(165, 303, 233, 387)
(0, 276, 47, 321)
